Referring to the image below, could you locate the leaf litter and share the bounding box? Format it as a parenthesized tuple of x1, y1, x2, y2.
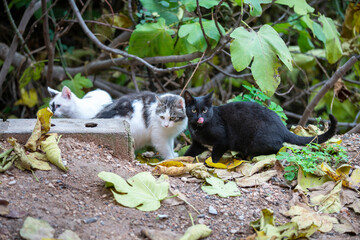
(1, 127, 360, 239)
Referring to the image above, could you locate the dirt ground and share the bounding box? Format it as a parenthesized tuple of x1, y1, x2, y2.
(0, 134, 359, 240)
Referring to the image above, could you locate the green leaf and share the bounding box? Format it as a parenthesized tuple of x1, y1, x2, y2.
(140, 0, 180, 24)
(179, 224, 212, 240)
(276, 0, 314, 15)
(298, 30, 314, 52)
(61, 73, 93, 98)
(178, 19, 224, 52)
(20, 216, 55, 239)
(128, 18, 175, 57)
(98, 171, 169, 211)
(230, 25, 293, 96)
(181, 0, 224, 12)
(201, 176, 241, 197)
(318, 15, 343, 63)
(19, 62, 45, 89)
(242, 0, 272, 17)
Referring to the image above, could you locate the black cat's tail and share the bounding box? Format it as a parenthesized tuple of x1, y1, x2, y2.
(284, 114, 337, 146)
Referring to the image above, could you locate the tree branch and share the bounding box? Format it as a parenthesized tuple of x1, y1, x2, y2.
(0, 0, 43, 90)
(299, 55, 360, 126)
(41, 0, 54, 86)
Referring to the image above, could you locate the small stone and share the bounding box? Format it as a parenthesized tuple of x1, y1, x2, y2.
(208, 206, 217, 215)
(181, 177, 187, 182)
(142, 151, 155, 158)
(157, 214, 169, 219)
(230, 229, 237, 234)
(8, 180, 16, 185)
(83, 217, 98, 224)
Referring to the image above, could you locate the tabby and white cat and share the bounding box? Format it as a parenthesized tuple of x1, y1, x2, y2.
(48, 86, 112, 119)
(95, 92, 187, 159)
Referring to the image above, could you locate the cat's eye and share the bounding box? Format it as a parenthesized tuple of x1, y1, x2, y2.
(170, 117, 176, 121)
(192, 109, 197, 113)
(56, 104, 61, 109)
(160, 116, 165, 119)
(202, 109, 207, 113)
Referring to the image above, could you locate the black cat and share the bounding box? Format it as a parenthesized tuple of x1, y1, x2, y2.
(183, 91, 337, 163)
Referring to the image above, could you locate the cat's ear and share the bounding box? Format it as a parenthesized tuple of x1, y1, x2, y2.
(48, 87, 59, 97)
(61, 86, 72, 100)
(184, 91, 194, 106)
(177, 98, 185, 109)
(204, 91, 214, 105)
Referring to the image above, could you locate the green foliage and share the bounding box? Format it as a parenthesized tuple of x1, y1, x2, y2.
(61, 73, 93, 98)
(182, 0, 223, 12)
(230, 24, 293, 96)
(178, 19, 225, 52)
(318, 15, 343, 63)
(229, 85, 288, 123)
(128, 18, 175, 57)
(275, 0, 314, 15)
(140, 0, 180, 24)
(277, 143, 348, 181)
(19, 62, 45, 89)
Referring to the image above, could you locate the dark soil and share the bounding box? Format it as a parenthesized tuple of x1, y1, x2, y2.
(0, 134, 359, 240)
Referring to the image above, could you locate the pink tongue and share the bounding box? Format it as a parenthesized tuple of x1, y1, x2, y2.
(197, 117, 204, 124)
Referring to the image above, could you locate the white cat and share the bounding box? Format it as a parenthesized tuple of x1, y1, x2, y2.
(95, 92, 187, 159)
(48, 86, 112, 119)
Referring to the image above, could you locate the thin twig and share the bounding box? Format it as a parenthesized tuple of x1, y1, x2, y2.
(207, 61, 252, 79)
(64, 19, 133, 32)
(130, 63, 139, 92)
(180, 50, 207, 96)
(213, 0, 225, 38)
(196, 0, 211, 49)
(128, 0, 136, 24)
(299, 55, 360, 126)
(42, 0, 54, 87)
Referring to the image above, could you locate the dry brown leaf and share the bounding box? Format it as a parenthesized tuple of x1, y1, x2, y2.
(235, 170, 277, 187)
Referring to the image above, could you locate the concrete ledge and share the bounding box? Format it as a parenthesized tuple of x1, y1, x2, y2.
(0, 119, 134, 160)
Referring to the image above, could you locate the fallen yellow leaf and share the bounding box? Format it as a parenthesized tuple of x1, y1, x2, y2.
(205, 157, 244, 169)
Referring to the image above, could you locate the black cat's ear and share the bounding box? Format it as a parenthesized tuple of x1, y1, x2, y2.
(204, 91, 214, 105)
(184, 91, 194, 106)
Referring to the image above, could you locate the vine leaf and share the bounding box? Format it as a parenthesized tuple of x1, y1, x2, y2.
(182, 0, 224, 12)
(201, 176, 241, 197)
(230, 25, 293, 96)
(128, 18, 175, 57)
(240, 0, 272, 17)
(318, 15, 343, 64)
(98, 171, 169, 211)
(140, 0, 180, 24)
(276, 0, 314, 15)
(178, 19, 225, 52)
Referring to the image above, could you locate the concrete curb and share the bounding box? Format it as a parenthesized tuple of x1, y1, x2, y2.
(0, 119, 134, 160)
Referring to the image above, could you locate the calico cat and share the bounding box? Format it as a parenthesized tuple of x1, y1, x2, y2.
(95, 91, 187, 159)
(48, 86, 112, 119)
(184, 91, 337, 163)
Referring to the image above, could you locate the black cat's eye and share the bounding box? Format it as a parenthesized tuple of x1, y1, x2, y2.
(192, 109, 197, 113)
(202, 109, 207, 113)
